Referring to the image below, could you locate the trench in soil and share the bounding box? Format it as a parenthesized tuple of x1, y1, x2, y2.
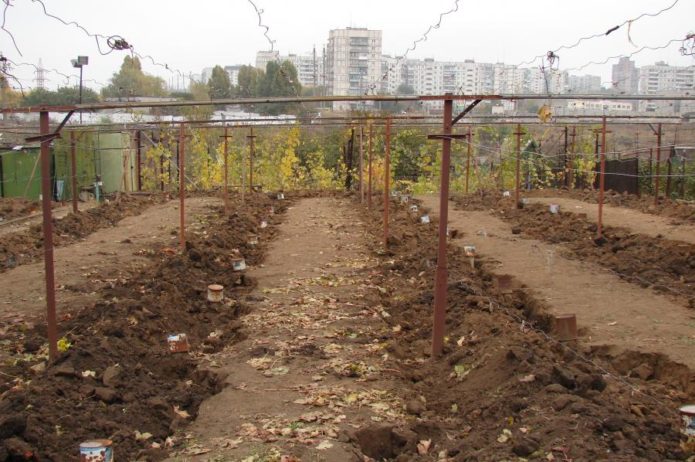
(0, 192, 693, 461)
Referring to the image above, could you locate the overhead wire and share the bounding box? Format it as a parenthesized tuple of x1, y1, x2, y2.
(515, 0, 682, 67)
(364, 0, 461, 95)
(22, 0, 189, 84)
(1, 0, 21, 56)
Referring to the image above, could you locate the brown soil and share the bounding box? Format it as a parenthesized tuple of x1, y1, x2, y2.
(453, 192, 695, 310)
(357, 196, 693, 461)
(2, 192, 693, 462)
(0, 192, 288, 461)
(0, 199, 41, 222)
(526, 196, 695, 245)
(530, 189, 695, 224)
(0, 194, 167, 272)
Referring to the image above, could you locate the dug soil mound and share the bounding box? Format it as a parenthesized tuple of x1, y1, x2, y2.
(0, 194, 167, 272)
(0, 199, 41, 222)
(0, 193, 289, 461)
(353, 196, 694, 461)
(453, 192, 695, 309)
(530, 188, 695, 224)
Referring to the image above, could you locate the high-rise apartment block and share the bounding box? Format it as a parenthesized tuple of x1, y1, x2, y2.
(325, 28, 382, 108)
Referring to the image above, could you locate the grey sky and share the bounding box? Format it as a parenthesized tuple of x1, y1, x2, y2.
(3, 0, 694, 91)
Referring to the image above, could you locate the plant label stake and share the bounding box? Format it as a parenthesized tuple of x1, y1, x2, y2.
(207, 284, 224, 303)
(167, 334, 190, 353)
(464, 245, 476, 269)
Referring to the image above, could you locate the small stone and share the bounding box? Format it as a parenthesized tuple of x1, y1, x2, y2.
(94, 387, 119, 404)
(29, 362, 46, 375)
(551, 394, 577, 411)
(0, 416, 26, 439)
(602, 416, 625, 432)
(544, 383, 566, 394)
(405, 399, 426, 416)
(552, 366, 576, 389)
(102, 365, 121, 387)
(51, 363, 76, 378)
(511, 226, 522, 235)
(512, 438, 539, 457)
(629, 363, 654, 381)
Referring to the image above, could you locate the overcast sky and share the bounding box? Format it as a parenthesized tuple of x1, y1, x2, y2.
(3, 0, 694, 91)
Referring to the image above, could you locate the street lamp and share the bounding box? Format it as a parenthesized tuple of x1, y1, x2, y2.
(71, 55, 89, 123)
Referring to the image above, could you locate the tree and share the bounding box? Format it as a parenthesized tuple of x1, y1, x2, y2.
(101, 56, 168, 98)
(182, 80, 213, 120)
(396, 84, 415, 95)
(257, 60, 302, 115)
(236, 65, 262, 98)
(22, 86, 100, 106)
(208, 65, 231, 100)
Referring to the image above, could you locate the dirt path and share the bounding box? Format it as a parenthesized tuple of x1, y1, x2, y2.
(419, 195, 695, 369)
(527, 196, 695, 244)
(168, 197, 404, 461)
(0, 197, 220, 325)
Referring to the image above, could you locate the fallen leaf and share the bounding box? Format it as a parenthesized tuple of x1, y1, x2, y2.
(135, 430, 153, 441)
(497, 429, 512, 443)
(316, 440, 334, 450)
(173, 405, 191, 419)
(417, 439, 432, 455)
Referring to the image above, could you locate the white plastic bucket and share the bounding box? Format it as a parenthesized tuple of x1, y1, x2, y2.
(207, 284, 224, 302)
(79, 440, 113, 462)
(680, 404, 695, 436)
(232, 258, 247, 272)
(167, 334, 189, 353)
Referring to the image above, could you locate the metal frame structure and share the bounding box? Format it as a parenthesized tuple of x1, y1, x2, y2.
(3, 92, 695, 360)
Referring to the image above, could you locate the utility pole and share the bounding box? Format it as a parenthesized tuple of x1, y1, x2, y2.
(247, 127, 257, 193)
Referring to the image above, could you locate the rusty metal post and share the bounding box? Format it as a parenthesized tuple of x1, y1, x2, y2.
(39, 111, 58, 361)
(368, 123, 373, 209)
(514, 124, 522, 207)
(569, 126, 576, 189)
(655, 124, 662, 206)
(135, 129, 142, 192)
(179, 123, 186, 251)
(465, 125, 472, 194)
(359, 125, 364, 203)
(597, 115, 607, 240)
(223, 125, 229, 215)
(431, 97, 454, 357)
(248, 127, 256, 193)
(70, 131, 78, 214)
(384, 118, 391, 251)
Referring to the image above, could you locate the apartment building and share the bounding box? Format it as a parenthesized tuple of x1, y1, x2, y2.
(325, 28, 383, 109)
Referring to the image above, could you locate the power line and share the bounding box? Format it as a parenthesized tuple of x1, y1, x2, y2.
(565, 35, 690, 73)
(364, 0, 461, 95)
(246, 0, 275, 52)
(515, 0, 683, 68)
